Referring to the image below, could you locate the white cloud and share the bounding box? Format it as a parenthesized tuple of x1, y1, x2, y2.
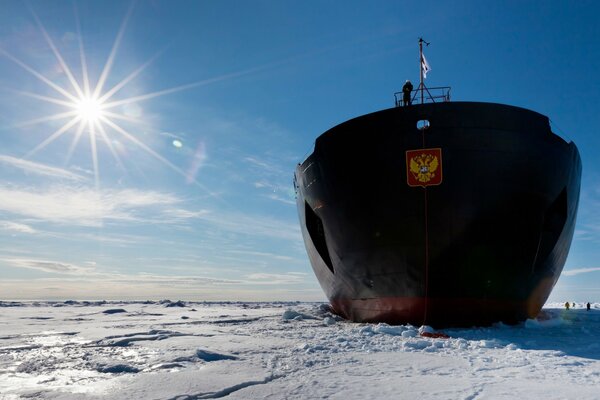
(227, 250, 297, 262)
(244, 156, 272, 169)
(162, 208, 210, 220)
(0, 155, 86, 182)
(4, 258, 93, 274)
(2, 251, 309, 287)
(58, 232, 146, 245)
(160, 131, 182, 139)
(69, 165, 94, 176)
(245, 272, 307, 285)
(562, 267, 600, 277)
(254, 181, 268, 188)
(0, 221, 36, 234)
(0, 186, 183, 226)
(106, 272, 241, 286)
(0, 184, 300, 243)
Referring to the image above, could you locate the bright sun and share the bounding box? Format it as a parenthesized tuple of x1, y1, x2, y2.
(3, 5, 224, 192)
(1, 5, 199, 189)
(74, 96, 104, 124)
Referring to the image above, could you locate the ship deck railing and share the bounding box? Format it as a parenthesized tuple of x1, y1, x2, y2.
(394, 86, 451, 107)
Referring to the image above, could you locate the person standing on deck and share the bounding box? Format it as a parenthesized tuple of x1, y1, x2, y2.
(402, 80, 413, 106)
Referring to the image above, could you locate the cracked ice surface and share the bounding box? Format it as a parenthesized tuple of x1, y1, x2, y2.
(1, 301, 600, 399)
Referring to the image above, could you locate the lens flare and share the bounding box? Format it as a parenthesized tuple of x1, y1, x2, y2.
(4, 4, 247, 196)
(74, 96, 104, 124)
(5, 4, 192, 189)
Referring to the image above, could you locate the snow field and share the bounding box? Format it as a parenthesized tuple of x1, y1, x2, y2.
(1, 301, 600, 399)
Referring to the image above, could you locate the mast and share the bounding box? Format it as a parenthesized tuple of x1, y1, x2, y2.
(395, 37, 449, 107)
(419, 38, 424, 104)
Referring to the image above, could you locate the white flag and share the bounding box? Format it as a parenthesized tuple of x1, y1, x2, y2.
(421, 54, 431, 79)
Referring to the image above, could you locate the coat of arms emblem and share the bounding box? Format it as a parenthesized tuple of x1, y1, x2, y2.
(406, 148, 443, 187)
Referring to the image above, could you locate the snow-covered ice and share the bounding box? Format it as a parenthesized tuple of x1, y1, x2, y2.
(1, 300, 600, 399)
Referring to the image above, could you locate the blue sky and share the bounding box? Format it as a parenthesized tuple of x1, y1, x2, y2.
(0, 0, 598, 302)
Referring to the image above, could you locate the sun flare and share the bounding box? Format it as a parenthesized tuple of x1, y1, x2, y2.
(74, 96, 105, 124)
(1, 5, 198, 190)
(2, 4, 258, 194)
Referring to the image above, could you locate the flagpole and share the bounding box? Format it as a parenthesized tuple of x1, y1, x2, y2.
(419, 38, 424, 104)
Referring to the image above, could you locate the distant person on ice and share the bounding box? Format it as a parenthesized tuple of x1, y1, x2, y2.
(565, 301, 570, 310)
(402, 80, 413, 106)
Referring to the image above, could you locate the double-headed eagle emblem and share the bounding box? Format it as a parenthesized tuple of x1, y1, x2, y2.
(410, 153, 439, 183)
(406, 148, 443, 187)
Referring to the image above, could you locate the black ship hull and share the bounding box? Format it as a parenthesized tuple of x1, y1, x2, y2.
(295, 102, 581, 327)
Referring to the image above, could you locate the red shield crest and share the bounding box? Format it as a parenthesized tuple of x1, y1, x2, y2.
(406, 148, 443, 187)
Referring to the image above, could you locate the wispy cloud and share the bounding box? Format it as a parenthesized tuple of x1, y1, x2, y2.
(0, 155, 87, 182)
(161, 208, 210, 221)
(197, 210, 301, 241)
(574, 187, 600, 243)
(4, 258, 93, 274)
(109, 272, 241, 286)
(245, 272, 307, 285)
(244, 156, 290, 180)
(227, 250, 297, 262)
(159, 131, 183, 139)
(50, 231, 148, 246)
(244, 154, 296, 206)
(0, 221, 36, 234)
(0, 182, 300, 247)
(2, 253, 309, 287)
(0, 185, 186, 226)
(267, 193, 296, 205)
(2, 257, 240, 284)
(244, 156, 272, 170)
(0, 254, 318, 301)
(562, 267, 600, 277)
(254, 179, 296, 205)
